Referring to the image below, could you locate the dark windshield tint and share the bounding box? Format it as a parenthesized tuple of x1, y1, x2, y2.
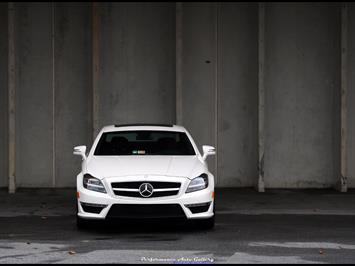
(94, 131, 196, 156)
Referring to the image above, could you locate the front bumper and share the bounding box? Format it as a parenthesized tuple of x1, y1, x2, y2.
(77, 179, 214, 220)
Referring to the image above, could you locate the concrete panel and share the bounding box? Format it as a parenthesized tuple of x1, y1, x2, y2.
(217, 3, 258, 187)
(98, 3, 176, 128)
(181, 3, 217, 178)
(54, 3, 92, 187)
(0, 3, 8, 188)
(347, 4, 355, 188)
(264, 3, 341, 188)
(16, 3, 54, 187)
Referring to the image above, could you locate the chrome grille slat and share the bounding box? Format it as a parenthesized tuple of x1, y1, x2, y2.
(153, 188, 180, 192)
(112, 188, 139, 192)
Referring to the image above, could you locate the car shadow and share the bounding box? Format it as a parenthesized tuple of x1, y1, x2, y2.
(77, 218, 214, 234)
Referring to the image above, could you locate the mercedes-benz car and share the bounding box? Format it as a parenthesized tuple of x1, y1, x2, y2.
(73, 124, 216, 229)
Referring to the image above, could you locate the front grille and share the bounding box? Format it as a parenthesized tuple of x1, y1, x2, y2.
(112, 182, 180, 189)
(106, 204, 186, 219)
(111, 181, 181, 198)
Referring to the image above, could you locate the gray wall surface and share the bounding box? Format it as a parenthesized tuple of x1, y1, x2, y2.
(54, 3, 92, 187)
(0, 2, 354, 189)
(217, 3, 258, 187)
(15, 3, 54, 187)
(348, 4, 355, 188)
(180, 3, 217, 177)
(264, 3, 341, 188)
(0, 3, 8, 187)
(98, 3, 176, 128)
(11, 3, 92, 188)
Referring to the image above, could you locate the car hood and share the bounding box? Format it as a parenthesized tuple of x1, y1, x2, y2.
(85, 155, 205, 180)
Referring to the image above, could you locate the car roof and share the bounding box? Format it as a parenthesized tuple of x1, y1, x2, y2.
(100, 124, 187, 133)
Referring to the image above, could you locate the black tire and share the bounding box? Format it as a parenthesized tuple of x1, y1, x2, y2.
(76, 215, 90, 230)
(202, 200, 216, 229)
(199, 216, 215, 230)
(76, 202, 90, 230)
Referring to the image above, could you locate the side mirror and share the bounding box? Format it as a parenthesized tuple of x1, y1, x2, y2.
(73, 145, 87, 161)
(202, 145, 216, 161)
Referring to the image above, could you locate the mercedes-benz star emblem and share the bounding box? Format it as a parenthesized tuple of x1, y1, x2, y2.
(139, 183, 154, 198)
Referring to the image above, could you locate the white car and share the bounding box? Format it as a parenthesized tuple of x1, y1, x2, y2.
(73, 124, 216, 229)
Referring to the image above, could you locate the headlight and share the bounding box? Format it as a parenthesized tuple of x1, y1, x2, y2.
(83, 174, 107, 193)
(186, 174, 209, 193)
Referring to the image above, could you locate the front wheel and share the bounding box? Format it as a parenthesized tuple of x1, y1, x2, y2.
(76, 202, 90, 230)
(198, 216, 215, 230)
(199, 201, 215, 229)
(76, 215, 90, 230)
(199, 200, 216, 230)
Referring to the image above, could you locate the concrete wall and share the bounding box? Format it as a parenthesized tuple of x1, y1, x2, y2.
(3, 2, 176, 188)
(264, 3, 341, 188)
(217, 3, 258, 187)
(11, 3, 92, 188)
(98, 3, 176, 128)
(0, 3, 8, 187)
(15, 3, 54, 187)
(348, 4, 355, 188)
(180, 3, 217, 177)
(0, 3, 353, 189)
(54, 3, 92, 187)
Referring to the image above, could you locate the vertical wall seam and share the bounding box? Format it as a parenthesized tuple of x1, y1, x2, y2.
(8, 2, 16, 193)
(214, 3, 220, 186)
(175, 2, 183, 125)
(340, 3, 348, 192)
(51, 3, 56, 188)
(257, 2, 265, 192)
(92, 2, 99, 141)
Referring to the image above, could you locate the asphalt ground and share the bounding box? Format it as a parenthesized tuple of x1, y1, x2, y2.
(0, 188, 354, 264)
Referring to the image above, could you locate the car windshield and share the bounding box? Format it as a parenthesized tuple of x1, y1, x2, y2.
(94, 130, 196, 156)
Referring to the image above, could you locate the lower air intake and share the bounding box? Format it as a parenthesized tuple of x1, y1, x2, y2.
(106, 204, 186, 219)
